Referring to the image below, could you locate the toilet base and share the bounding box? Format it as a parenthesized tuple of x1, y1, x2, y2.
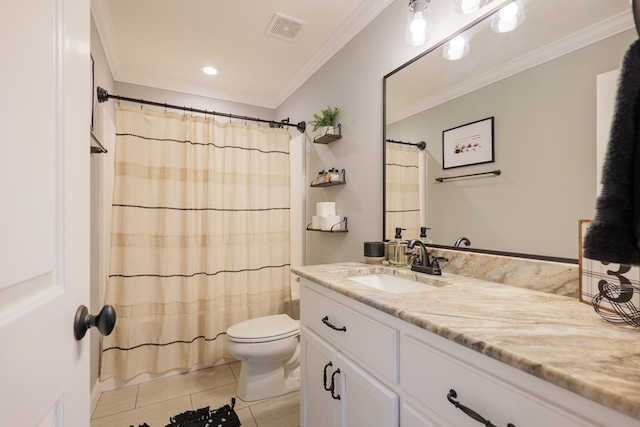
(237, 360, 300, 402)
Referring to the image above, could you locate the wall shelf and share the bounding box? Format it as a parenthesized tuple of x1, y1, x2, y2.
(306, 217, 348, 233)
(313, 123, 342, 144)
(310, 169, 346, 187)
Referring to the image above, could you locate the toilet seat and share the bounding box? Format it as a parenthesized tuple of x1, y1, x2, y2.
(227, 314, 299, 343)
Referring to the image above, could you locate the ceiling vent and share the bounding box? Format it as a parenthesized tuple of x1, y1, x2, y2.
(265, 13, 306, 42)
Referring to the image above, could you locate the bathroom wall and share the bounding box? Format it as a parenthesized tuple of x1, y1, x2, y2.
(276, 0, 511, 266)
(90, 13, 115, 400)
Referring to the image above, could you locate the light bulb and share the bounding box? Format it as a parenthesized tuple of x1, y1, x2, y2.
(461, 0, 481, 14)
(499, 2, 518, 19)
(491, 1, 524, 33)
(410, 12, 426, 34)
(450, 35, 465, 50)
(443, 35, 469, 60)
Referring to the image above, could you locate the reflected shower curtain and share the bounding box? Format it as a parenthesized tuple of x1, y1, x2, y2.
(385, 143, 421, 239)
(101, 105, 291, 380)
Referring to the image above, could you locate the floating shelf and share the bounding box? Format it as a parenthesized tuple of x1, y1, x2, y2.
(310, 169, 346, 187)
(313, 123, 342, 144)
(311, 181, 346, 188)
(306, 217, 348, 233)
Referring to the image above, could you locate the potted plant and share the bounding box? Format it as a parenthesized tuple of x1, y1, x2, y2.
(308, 106, 340, 135)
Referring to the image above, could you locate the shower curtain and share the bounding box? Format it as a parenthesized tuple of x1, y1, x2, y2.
(385, 142, 421, 239)
(101, 105, 291, 380)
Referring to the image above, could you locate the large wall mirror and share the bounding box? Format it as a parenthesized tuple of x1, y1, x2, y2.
(383, 0, 636, 262)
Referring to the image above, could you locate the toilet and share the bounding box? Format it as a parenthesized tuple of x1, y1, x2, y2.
(226, 314, 301, 401)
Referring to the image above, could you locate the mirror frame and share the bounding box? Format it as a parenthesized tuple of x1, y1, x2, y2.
(381, 9, 580, 265)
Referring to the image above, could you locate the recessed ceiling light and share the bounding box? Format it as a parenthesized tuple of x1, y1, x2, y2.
(202, 66, 218, 76)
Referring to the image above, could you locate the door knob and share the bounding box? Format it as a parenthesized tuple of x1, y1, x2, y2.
(74, 305, 116, 340)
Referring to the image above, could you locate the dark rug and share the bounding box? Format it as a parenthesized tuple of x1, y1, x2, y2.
(132, 398, 241, 427)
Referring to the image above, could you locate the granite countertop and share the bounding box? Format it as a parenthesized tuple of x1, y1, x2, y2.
(292, 262, 640, 422)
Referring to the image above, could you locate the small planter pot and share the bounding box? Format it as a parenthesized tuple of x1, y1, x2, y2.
(320, 126, 335, 136)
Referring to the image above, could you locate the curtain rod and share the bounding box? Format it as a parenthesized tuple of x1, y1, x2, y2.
(386, 138, 426, 150)
(96, 87, 306, 133)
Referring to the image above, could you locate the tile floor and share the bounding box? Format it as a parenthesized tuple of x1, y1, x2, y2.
(91, 362, 300, 427)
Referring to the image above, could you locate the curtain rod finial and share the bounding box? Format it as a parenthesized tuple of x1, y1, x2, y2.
(97, 87, 109, 103)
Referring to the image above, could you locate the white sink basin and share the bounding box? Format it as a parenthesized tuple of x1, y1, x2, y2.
(348, 274, 437, 293)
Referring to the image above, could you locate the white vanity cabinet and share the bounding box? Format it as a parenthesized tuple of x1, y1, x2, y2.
(300, 282, 399, 427)
(299, 277, 640, 427)
(301, 327, 399, 427)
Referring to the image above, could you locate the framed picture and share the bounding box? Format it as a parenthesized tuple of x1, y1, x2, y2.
(442, 117, 494, 169)
(578, 219, 640, 312)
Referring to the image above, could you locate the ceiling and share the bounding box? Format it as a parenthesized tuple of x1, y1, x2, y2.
(91, 0, 393, 109)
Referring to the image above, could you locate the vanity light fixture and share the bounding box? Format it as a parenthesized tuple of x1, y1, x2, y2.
(443, 35, 469, 60)
(490, 0, 525, 33)
(406, 0, 431, 46)
(453, 0, 494, 15)
(202, 66, 218, 76)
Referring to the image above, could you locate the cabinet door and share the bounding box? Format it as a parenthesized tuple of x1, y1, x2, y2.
(301, 327, 339, 427)
(335, 352, 399, 427)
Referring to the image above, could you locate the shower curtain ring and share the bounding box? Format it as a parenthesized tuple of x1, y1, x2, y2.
(164, 103, 167, 114)
(140, 99, 143, 110)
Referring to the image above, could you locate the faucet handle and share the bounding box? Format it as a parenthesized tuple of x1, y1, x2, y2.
(407, 252, 419, 265)
(430, 256, 449, 269)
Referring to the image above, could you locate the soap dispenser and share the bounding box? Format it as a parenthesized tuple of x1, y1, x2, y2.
(419, 226, 432, 244)
(388, 227, 408, 266)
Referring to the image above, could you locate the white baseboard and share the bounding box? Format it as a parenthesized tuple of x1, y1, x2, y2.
(90, 379, 103, 418)
(97, 358, 237, 393)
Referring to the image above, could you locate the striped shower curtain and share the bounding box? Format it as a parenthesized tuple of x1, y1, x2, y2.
(385, 142, 421, 240)
(100, 105, 291, 380)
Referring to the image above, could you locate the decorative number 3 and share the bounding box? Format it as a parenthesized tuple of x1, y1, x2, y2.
(598, 263, 633, 303)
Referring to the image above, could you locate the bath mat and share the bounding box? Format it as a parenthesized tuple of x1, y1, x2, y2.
(131, 398, 241, 427)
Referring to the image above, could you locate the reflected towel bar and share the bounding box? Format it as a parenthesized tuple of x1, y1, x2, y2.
(436, 169, 501, 183)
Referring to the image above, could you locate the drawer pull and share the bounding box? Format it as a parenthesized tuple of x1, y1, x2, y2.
(330, 368, 341, 400)
(321, 316, 347, 332)
(323, 361, 333, 391)
(447, 389, 515, 427)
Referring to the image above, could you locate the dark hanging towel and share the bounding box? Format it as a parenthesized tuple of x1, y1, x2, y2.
(583, 39, 640, 265)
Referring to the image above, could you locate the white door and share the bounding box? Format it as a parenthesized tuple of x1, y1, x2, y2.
(0, 0, 91, 426)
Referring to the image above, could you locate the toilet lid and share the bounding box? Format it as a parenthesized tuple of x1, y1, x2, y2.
(227, 314, 299, 343)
